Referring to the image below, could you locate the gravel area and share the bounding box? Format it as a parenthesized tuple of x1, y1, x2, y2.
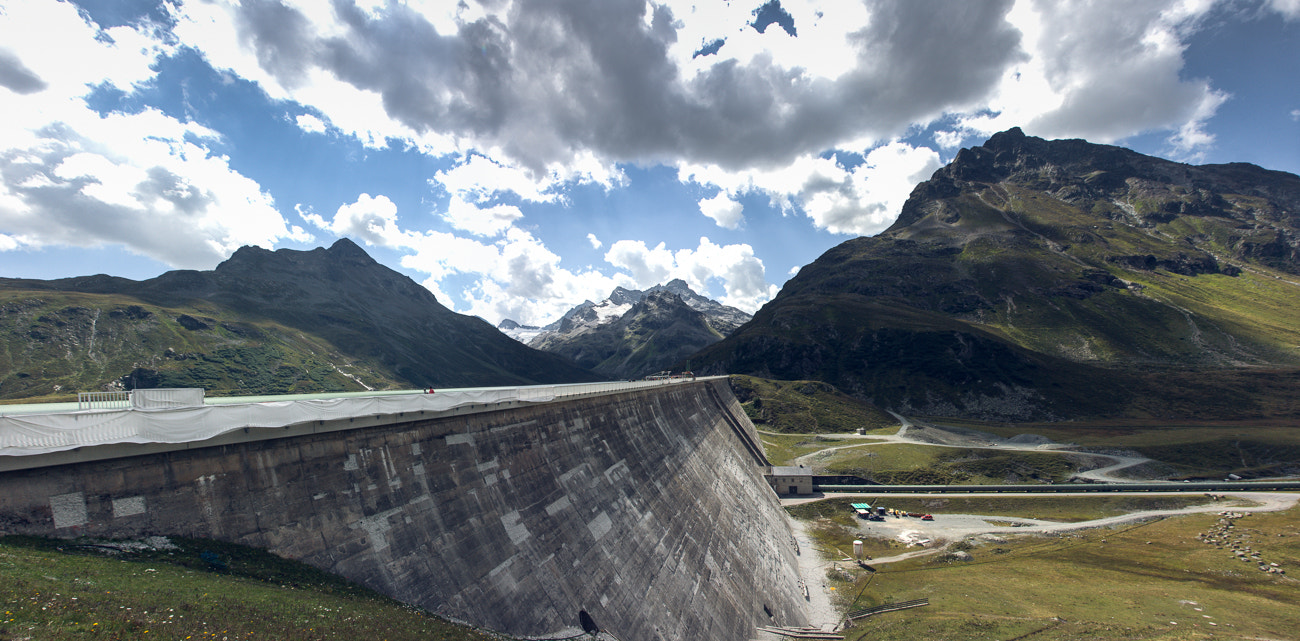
(783, 516, 844, 632)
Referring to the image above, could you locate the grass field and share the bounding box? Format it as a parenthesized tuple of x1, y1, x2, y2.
(785, 496, 1300, 641)
(808, 442, 1093, 485)
(758, 433, 892, 467)
(0, 536, 499, 641)
(839, 506, 1300, 640)
(926, 419, 1300, 479)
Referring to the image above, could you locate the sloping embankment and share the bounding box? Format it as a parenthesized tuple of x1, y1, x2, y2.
(0, 379, 805, 641)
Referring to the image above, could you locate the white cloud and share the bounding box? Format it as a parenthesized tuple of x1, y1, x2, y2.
(698, 192, 744, 229)
(664, 0, 870, 81)
(156, 0, 1236, 193)
(402, 226, 628, 326)
(672, 237, 777, 312)
(170, 0, 457, 153)
(681, 141, 941, 236)
(295, 113, 328, 133)
(309, 193, 406, 246)
(428, 151, 627, 227)
(398, 229, 503, 282)
(434, 154, 563, 204)
(587, 233, 603, 249)
(933, 130, 968, 150)
(960, 0, 1229, 159)
(604, 237, 776, 312)
(1268, 0, 1300, 20)
(1291, 109, 1300, 121)
(442, 195, 523, 237)
(811, 142, 942, 235)
(0, 2, 309, 268)
(604, 240, 675, 287)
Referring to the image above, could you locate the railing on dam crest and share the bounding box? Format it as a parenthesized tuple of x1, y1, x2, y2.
(1, 376, 727, 459)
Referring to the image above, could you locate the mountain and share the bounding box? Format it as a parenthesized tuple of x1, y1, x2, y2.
(502, 279, 751, 379)
(496, 318, 545, 344)
(0, 239, 596, 400)
(687, 128, 1300, 421)
(649, 279, 752, 335)
(528, 290, 724, 379)
(500, 279, 752, 343)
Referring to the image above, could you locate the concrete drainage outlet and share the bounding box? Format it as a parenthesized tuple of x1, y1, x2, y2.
(579, 610, 600, 635)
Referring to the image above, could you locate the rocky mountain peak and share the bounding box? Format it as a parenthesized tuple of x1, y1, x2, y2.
(519, 280, 750, 378)
(215, 237, 379, 280)
(608, 286, 641, 306)
(326, 237, 379, 265)
(660, 278, 692, 293)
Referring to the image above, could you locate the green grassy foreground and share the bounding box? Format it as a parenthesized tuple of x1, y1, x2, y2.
(787, 496, 1300, 641)
(0, 536, 500, 641)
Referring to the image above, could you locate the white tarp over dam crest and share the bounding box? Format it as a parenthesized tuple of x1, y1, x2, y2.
(0, 379, 705, 456)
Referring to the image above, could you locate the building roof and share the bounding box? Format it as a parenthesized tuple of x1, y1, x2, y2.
(770, 466, 812, 477)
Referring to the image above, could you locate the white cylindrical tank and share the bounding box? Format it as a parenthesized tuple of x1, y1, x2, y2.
(853, 540, 863, 559)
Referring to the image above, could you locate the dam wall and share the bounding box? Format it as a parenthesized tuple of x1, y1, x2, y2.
(0, 379, 806, 641)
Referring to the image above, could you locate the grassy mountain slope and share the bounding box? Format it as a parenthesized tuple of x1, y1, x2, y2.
(0, 290, 401, 400)
(729, 375, 895, 434)
(689, 129, 1300, 420)
(0, 239, 596, 400)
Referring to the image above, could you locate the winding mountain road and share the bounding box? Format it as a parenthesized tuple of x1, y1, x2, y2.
(776, 412, 1153, 483)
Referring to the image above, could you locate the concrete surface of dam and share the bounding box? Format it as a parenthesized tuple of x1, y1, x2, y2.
(0, 379, 807, 641)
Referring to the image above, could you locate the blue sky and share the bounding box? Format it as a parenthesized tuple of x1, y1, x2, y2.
(1, 0, 1297, 326)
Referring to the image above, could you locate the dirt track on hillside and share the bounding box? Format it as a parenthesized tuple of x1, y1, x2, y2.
(779, 412, 1151, 483)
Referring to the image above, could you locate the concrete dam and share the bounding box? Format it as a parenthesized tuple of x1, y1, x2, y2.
(0, 378, 807, 640)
